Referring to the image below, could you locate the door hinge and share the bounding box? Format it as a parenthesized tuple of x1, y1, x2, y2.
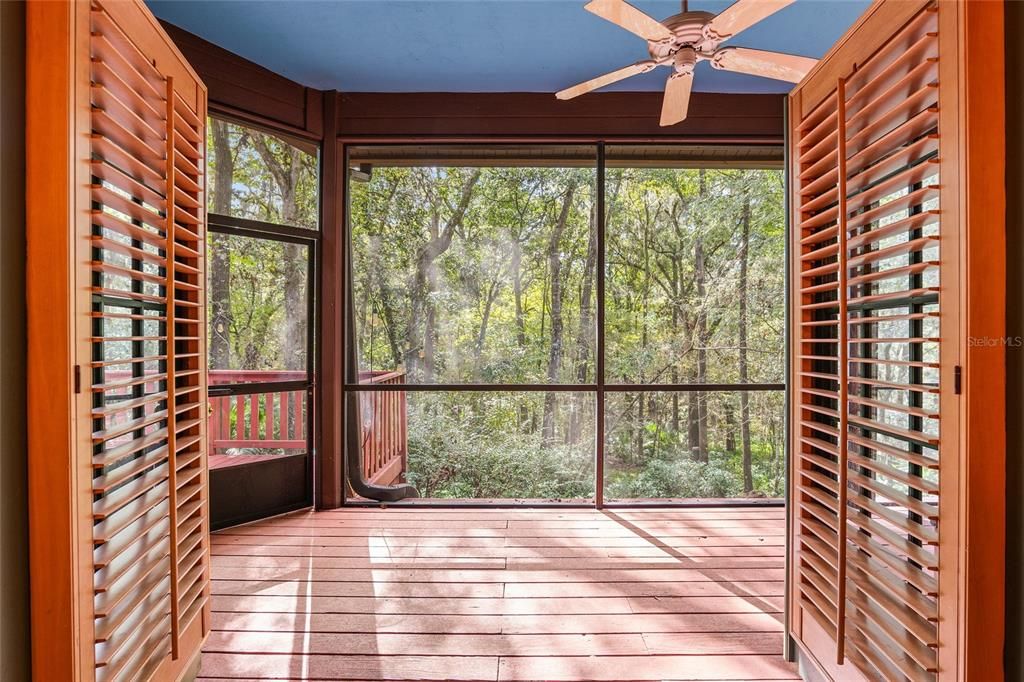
(954, 365, 962, 394)
(74, 364, 82, 394)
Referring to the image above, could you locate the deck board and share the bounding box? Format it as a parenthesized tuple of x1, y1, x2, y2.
(201, 507, 796, 681)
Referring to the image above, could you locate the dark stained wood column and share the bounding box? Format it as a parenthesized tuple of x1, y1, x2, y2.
(319, 91, 344, 508)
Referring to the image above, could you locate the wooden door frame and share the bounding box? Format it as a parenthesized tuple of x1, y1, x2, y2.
(26, 1, 94, 677)
(946, 0, 1006, 678)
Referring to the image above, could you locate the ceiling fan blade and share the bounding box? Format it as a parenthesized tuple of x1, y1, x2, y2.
(585, 0, 673, 42)
(660, 71, 693, 127)
(705, 0, 796, 43)
(711, 47, 817, 83)
(557, 60, 657, 100)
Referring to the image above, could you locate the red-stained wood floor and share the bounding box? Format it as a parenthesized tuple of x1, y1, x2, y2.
(199, 506, 797, 681)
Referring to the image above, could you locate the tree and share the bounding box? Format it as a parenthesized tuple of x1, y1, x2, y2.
(405, 169, 481, 381)
(541, 179, 577, 444)
(739, 193, 754, 493)
(692, 168, 709, 463)
(250, 134, 309, 373)
(208, 118, 235, 369)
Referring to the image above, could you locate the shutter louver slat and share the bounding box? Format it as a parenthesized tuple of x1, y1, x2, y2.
(92, 449, 169, 495)
(91, 85, 166, 147)
(84, 2, 210, 678)
(91, 108, 166, 167)
(93, 525, 170, 601)
(90, 134, 167, 192)
(790, 3, 949, 679)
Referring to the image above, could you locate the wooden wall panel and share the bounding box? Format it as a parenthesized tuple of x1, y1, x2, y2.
(161, 22, 323, 140)
(336, 92, 784, 141)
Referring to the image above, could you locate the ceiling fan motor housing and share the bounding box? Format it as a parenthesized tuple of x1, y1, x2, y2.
(647, 11, 715, 61)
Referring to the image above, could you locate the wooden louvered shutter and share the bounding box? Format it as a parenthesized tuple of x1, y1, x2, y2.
(27, 1, 210, 680)
(788, 1, 1004, 680)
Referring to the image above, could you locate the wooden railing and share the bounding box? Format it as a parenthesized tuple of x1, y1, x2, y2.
(357, 370, 408, 486)
(207, 369, 408, 485)
(208, 370, 307, 452)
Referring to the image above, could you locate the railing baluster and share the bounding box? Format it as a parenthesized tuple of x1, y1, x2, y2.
(235, 394, 245, 443)
(385, 389, 392, 467)
(266, 391, 275, 443)
(375, 390, 383, 474)
(390, 387, 397, 467)
(217, 396, 227, 445)
(249, 393, 259, 441)
(284, 390, 293, 442)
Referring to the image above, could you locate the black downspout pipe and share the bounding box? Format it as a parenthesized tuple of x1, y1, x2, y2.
(342, 162, 417, 502)
(345, 394, 417, 501)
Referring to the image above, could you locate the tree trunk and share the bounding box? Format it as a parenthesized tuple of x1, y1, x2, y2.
(422, 214, 439, 381)
(541, 181, 576, 445)
(725, 401, 736, 453)
(475, 277, 500, 369)
(209, 119, 234, 370)
(635, 394, 645, 463)
(694, 169, 709, 463)
(569, 202, 597, 444)
(374, 263, 403, 369)
(670, 257, 681, 434)
(511, 238, 530, 429)
(688, 390, 700, 460)
(739, 195, 754, 493)
(250, 137, 310, 437)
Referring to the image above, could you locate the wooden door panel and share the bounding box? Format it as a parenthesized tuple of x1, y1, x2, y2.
(27, 1, 210, 679)
(788, 1, 1004, 680)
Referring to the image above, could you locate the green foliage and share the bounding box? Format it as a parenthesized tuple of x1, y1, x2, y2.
(206, 119, 316, 374)
(205, 118, 317, 457)
(349, 160, 786, 500)
(606, 457, 740, 499)
(401, 393, 594, 500)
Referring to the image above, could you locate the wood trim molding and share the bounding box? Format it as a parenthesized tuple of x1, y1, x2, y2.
(795, 0, 930, 119)
(335, 91, 785, 141)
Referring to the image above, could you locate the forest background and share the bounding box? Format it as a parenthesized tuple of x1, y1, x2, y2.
(207, 125, 786, 500)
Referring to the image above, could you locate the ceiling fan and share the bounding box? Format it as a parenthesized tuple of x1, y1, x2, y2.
(557, 0, 818, 126)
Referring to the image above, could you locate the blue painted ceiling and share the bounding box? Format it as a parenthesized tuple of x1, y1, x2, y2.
(148, 0, 870, 94)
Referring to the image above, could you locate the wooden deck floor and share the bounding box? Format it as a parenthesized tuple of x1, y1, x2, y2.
(200, 507, 797, 681)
